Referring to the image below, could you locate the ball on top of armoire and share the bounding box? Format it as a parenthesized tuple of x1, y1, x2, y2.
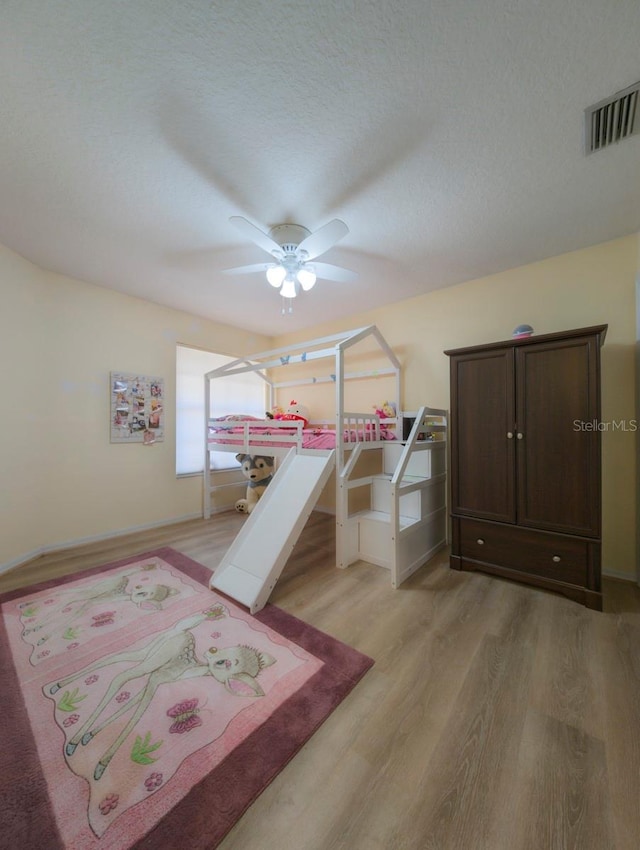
(512, 324, 534, 338)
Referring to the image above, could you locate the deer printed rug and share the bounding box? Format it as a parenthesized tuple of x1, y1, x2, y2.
(0, 547, 373, 850)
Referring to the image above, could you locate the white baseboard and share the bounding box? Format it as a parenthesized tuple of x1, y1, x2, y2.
(0, 513, 203, 575)
(1, 547, 44, 575)
(8, 512, 632, 589)
(602, 567, 638, 583)
(0, 500, 328, 576)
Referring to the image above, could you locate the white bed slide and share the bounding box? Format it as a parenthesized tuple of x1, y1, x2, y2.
(211, 448, 335, 614)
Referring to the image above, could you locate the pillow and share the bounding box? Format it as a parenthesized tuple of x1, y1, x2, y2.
(210, 414, 262, 422)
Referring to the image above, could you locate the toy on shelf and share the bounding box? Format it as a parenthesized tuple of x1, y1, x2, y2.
(512, 324, 534, 338)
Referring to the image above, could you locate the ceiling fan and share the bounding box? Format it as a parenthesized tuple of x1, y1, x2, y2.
(222, 216, 357, 307)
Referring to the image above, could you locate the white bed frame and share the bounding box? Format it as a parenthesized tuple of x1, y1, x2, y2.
(203, 325, 447, 610)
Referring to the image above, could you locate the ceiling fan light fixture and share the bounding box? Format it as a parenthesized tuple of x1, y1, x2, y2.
(280, 276, 297, 299)
(226, 216, 355, 312)
(296, 267, 316, 290)
(266, 265, 286, 287)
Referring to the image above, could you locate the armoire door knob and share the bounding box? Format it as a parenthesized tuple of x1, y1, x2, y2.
(507, 431, 514, 439)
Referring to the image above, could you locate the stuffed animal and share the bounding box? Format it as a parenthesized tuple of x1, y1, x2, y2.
(265, 404, 284, 420)
(266, 400, 309, 426)
(235, 454, 274, 514)
(280, 399, 309, 427)
(374, 401, 397, 419)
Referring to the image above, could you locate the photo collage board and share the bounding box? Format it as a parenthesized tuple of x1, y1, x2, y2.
(110, 372, 164, 443)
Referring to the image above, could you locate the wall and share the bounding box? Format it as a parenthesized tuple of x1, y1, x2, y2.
(0, 244, 270, 570)
(636, 262, 640, 584)
(275, 234, 639, 580)
(0, 247, 45, 561)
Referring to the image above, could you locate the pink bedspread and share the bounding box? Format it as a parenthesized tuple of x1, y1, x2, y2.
(208, 425, 396, 450)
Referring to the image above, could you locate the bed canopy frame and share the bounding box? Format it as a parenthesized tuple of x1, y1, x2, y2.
(204, 324, 401, 470)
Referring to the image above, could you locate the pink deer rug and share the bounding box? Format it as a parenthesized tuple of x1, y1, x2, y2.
(0, 547, 373, 850)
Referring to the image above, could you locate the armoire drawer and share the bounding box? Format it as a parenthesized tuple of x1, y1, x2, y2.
(458, 519, 589, 587)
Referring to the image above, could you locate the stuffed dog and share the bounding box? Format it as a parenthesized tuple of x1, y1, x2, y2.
(235, 454, 274, 514)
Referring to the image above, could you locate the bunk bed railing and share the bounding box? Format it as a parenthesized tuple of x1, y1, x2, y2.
(207, 418, 305, 454)
(387, 407, 447, 588)
(342, 411, 381, 443)
(390, 407, 448, 487)
(207, 411, 390, 454)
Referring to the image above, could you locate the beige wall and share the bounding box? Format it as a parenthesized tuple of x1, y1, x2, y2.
(0, 244, 270, 569)
(2, 234, 637, 580)
(275, 234, 639, 579)
(0, 248, 45, 560)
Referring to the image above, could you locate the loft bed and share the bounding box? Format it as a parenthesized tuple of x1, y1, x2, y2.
(204, 326, 402, 466)
(203, 325, 447, 611)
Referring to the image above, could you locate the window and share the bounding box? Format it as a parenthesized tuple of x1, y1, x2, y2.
(176, 345, 266, 475)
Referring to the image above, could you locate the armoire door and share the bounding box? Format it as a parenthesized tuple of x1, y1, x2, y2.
(515, 334, 601, 537)
(450, 348, 516, 523)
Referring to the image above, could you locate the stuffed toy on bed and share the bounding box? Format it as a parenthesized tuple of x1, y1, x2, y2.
(266, 400, 309, 427)
(281, 400, 309, 427)
(235, 454, 274, 514)
(374, 401, 397, 419)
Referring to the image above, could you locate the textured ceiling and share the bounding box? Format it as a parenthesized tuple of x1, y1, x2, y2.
(2, 0, 639, 335)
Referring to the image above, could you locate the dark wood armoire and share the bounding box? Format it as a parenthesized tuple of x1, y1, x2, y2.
(445, 325, 607, 610)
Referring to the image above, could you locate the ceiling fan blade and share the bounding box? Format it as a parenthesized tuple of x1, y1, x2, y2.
(222, 262, 275, 276)
(229, 216, 283, 257)
(312, 262, 358, 283)
(296, 219, 349, 260)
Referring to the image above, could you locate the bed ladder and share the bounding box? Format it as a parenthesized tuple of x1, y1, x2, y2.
(210, 448, 335, 614)
(338, 406, 448, 587)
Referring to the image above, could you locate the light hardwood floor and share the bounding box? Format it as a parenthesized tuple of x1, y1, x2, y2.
(2, 511, 640, 850)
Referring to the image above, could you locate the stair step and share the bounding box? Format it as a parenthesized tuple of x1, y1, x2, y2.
(353, 509, 419, 530)
(371, 473, 429, 483)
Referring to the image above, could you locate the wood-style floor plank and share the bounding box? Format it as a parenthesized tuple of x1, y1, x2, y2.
(593, 614, 640, 850)
(527, 593, 606, 741)
(509, 709, 612, 850)
(1, 512, 639, 850)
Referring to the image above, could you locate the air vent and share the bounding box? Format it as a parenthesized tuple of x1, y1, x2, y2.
(585, 81, 639, 154)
